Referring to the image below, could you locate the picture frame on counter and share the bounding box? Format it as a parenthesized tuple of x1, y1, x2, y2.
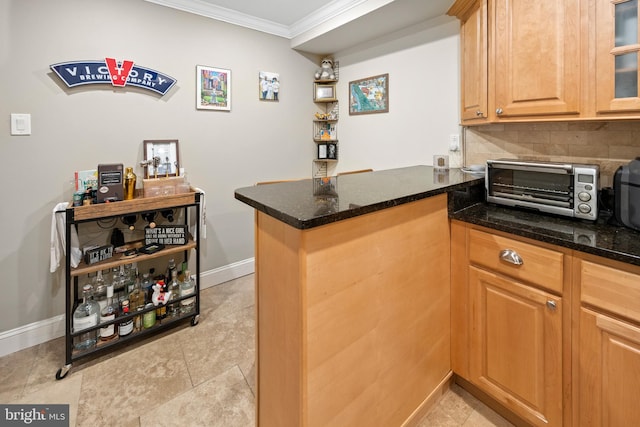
(349, 73, 389, 115)
(314, 83, 337, 102)
(197, 65, 231, 111)
(144, 139, 179, 177)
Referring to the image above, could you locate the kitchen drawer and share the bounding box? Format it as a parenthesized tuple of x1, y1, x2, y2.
(580, 259, 640, 324)
(468, 229, 564, 294)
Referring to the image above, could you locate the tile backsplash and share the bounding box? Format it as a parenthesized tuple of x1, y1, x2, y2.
(464, 121, 640, 188)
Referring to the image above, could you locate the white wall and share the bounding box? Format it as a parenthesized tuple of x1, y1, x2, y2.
(0, 0, 317, 334)
(0, 0, 462, 345)
(334, 16, 461, 173)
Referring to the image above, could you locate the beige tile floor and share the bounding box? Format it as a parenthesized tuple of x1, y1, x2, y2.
(0, 274, 513, 426)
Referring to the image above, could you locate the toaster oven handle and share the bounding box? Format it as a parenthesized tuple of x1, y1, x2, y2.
(487, 159, 573, 173)
(499, 249, 524, 266)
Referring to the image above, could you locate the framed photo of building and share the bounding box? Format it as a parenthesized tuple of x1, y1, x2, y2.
(349, 73, 389, 115)
(197, 65, 231, 111)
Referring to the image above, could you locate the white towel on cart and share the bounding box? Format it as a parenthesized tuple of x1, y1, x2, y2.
(50, 202, 82, 272)
(194, 188, 206, 239)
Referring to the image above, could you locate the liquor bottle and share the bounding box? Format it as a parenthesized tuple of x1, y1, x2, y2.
(167, 270, 180, 317)
(179, 270, 196, 315)
(119, 299, 134, 337)
(73, 284, 100, 350)
(111, 267, 124, 301)
(165, 258, 177, 285)
(141, 272, 152, 304)
(93, 270, 107, 311)
(128, 272, 145, 331)
(155, 280, 167, 320)
(99, 283, 118, 341)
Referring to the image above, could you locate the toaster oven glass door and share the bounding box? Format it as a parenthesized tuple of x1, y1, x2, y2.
(488, 168, 573, 208)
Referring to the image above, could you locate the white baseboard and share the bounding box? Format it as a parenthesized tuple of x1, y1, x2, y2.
(0, 258, 255, 358)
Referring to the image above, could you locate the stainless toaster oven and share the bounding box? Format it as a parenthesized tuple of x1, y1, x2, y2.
(486, 159, 599, 221)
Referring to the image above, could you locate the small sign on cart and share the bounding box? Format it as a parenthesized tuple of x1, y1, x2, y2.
(145, 225, 187, 245)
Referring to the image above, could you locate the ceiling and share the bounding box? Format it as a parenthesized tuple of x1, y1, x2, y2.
(145, 0, 455, 54)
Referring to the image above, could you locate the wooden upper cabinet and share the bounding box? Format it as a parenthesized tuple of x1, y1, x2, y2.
(596, 0, 640, 114)
(492, 0, 581, 119)
(449, 0, 488, 123)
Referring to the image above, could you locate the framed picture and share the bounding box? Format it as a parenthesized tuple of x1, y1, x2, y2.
(349, 73, 389, 115)
(327, 143, 338, 160)
(314, 83, 337, 102)
(197, 65, 231, 111)
(143, 139, 179, 178)
(317, 143, 328, 159)
(259, 71, 280, 101)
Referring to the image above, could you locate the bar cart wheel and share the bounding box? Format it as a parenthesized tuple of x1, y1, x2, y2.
(55, 364, 72, 380)
(191, 315, 200, 326)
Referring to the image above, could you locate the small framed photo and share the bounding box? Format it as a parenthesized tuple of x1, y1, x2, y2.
(317, 143, 328, 159)
(327, 143, 338, 160)
(314, 83, 337, 102)
(349, 73, 389, 115)
(144, 139, 179, 177)
(259, 71, 280, 101)
(197, 65, 231, 111)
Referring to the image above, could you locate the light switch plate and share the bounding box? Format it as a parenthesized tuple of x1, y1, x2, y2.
(11, 113, 31, 135)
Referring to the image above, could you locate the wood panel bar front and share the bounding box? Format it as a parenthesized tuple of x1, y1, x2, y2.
(255, 195, 451, 426)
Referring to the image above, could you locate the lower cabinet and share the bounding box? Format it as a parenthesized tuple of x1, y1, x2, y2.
(575, 256, 640, 426)
(451, 221, 569, 427)
(469, 266, 563, 427)
(452, 220, 640, 426)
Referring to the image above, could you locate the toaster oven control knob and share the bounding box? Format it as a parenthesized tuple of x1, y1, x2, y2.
(578, 203, 592, 214)
(578, 191, 592, 202)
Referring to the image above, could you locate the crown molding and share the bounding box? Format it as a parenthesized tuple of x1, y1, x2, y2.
(145, 0, 291, 37)
(288, 0, 369, 38)
(146, 0, 369, 39)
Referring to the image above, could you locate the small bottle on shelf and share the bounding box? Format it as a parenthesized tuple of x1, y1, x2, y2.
(155, 280, 167, 321)
(179, 270, 196, 315)
(93, 270, 107, 311)
(165, 258, 177, 285)
(99, 283, 118, 341)
(167, 270, 180, 318)
(128, 272, 144, 331)
(141, 272, 152, 304)
(142, 303, 156, 329)
(119, 299, 134, 337)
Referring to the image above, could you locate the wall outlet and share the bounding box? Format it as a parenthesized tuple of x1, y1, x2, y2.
(449, 134, 460, 151)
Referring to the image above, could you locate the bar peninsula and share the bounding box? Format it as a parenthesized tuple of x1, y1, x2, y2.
(234, 166, 482, 426)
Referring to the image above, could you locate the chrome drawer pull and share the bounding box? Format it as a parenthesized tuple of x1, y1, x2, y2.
(499, 249, 523, 265)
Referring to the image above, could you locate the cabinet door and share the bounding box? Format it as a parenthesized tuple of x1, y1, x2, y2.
(596, 0, 640, 114)
(578, 308, 640, 426)
(469, 266, 563, 427)
(493, 0, 581, 118)
(460, 0, 488, 123)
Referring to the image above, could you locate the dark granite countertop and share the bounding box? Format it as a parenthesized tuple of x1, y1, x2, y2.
(235, 164, 640, 267)
(234, 165, 483, 229)
(450, 195, 640, 267)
